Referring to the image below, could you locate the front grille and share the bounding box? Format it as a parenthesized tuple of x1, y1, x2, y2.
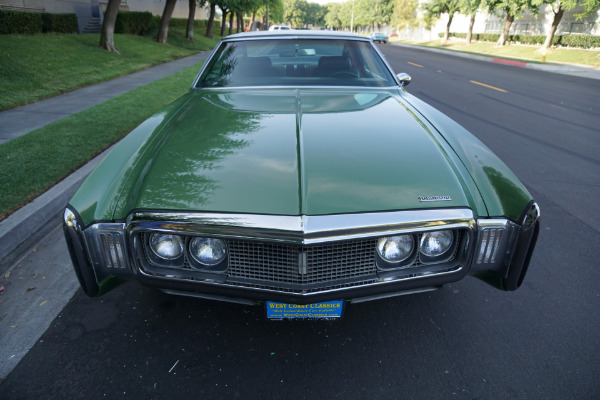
(228, 239, 378, 285)
(136, 231, 465, 294)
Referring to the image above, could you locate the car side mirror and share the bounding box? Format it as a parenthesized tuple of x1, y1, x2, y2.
(397, 73, 411, 87)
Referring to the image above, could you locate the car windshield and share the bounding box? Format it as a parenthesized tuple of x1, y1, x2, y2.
(196, 38, 397, 88)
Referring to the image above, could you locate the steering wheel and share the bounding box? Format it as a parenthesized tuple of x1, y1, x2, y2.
(329, 70, 360, 78)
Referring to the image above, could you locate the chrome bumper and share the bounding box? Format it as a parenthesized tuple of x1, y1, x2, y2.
(63, 204, 539, 301)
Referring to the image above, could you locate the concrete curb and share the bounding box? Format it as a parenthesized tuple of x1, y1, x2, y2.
(0, 147, 111, 274)
(0, 52, 210, 274)
(390, 42, 600, 81)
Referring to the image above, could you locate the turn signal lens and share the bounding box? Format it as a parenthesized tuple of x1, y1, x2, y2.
(189, 237, 227, 266)
(149, 233, 184, 260)
(377, 235, 415, 263)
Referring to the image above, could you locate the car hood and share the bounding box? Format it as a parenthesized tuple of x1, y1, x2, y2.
(120, 88, 476, 216)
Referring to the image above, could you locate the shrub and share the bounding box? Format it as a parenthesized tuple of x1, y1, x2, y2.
(0, 10, 43, 34)
(115, 11, 157, 35)
(42, 13, 78, 34)
(443, 32, 599, 48)
(560, 34, 600, 48)
(0, 10, 78, 34)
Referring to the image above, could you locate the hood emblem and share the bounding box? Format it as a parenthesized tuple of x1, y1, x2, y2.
(418, 196, 452, 202)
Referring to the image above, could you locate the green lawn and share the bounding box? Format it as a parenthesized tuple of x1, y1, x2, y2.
(0, 28, 219, 111)
(0, 64, 201, 220)
(394, 38, 600, 67)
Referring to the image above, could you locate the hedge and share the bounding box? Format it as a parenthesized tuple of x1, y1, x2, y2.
(115, 11, 157, 35)
(0, 10, 43, 34)
(42, 13, 78, 34)
(560, 34, 600, 48)
(441, 32, 599, 48)
(0, 10, 77, 34)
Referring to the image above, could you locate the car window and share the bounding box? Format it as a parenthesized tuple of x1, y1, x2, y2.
(197, 39, 397, 88)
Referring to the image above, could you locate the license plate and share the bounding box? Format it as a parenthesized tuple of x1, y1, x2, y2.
(266, 301, 344, 320)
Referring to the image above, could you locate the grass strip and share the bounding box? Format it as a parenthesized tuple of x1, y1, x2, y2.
(0, 63, 202, 220)
(394, 39, 600, 67)
(0, 28, 218, 111)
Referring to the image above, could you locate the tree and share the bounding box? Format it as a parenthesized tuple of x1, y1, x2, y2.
(533, 0, 600, 50)
(99, 0, 121, 53)
(158, 0, 178, 44)
(324, 3, 343, 29)
(357, 0, 394, 31)
(391, 0, 418, 30)
(422, 0, 461, 42)
(219, 3, 229, 36)
(187, 0, 197, 40)
(206, 1, 217, 37)
(306, 2, 327, 27)
(460, 0, 483, 43)
(284, 0, 309, 28)
(486, 0, 537, 46)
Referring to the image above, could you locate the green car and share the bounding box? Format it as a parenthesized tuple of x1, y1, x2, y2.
(64, 31, 539, 319)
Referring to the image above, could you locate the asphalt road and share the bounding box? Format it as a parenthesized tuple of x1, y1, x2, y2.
(2, 44, 600, 399)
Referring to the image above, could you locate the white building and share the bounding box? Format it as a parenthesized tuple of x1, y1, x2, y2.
(397, 1, 599, 41)
(0, 0, 208, 34)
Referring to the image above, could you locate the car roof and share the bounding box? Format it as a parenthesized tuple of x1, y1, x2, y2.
(223, 30, 369, 42)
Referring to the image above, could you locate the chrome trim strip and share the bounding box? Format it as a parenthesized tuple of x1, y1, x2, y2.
(136, 262, 464, 297)
(477, 219, 509, 229)
(127, 209, 476, 245)
(350, 286, 439, 304)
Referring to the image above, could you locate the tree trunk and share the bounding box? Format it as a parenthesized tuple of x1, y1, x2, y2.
(543, 5, 565, 50)
(443, 13, 453, 42)
(228, 11, 234, 35)
(466, 13, 476, 44)
(99, 0, 121, 53)
(250, 11, 256, 31)
(206, 2, 216, 38)
(157, 0, 177, 44)
(498, 12, 514, 46)
(219, 7, 227, 37)
(186, 0, 196, 41)
(237, 13, 245, 33)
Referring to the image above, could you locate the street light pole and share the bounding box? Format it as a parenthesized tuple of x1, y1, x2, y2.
(266, 0, 269, 29)
(350, 0, 354, 32)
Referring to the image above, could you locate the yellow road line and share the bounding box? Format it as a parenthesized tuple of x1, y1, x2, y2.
(470, 80, 508, 93)
(407, 62, 423, 68)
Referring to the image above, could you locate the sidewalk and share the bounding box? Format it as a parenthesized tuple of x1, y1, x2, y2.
(0, 51, 210, 144)
(0, 51, 210, 271)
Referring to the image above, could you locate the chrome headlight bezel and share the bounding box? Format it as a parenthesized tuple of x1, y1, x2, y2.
(376, 234, 417, 269)
(188, 237, 228, 271)
(149, 233, 184, 261)
(419, 230, 456, 264)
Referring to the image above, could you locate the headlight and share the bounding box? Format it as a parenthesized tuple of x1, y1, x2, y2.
(419, 230, 454, 262)
(189, 237, 228, 267)
(377, 235, 415, 263)
(150, 233, 184, 260)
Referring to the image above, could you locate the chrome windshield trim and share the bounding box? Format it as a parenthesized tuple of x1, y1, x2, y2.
(192, 85, 402, 91)
(127, 209, 476, 245)
(221, 33, 371, 43)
